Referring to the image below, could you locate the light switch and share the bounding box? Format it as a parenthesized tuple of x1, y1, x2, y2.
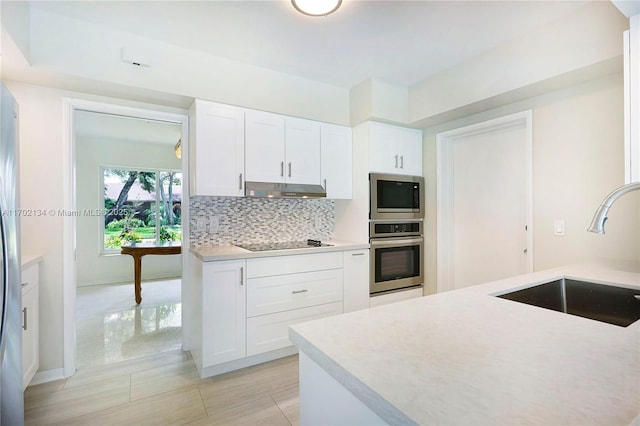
(210, 215, 220, 233)
(554, 219, 565, 236)
(196, 218, 206, 232)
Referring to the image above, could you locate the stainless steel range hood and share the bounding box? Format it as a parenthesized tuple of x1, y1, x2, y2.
(245, 181, 326, 198)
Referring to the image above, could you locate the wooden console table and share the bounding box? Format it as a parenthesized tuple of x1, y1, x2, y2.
(121, 242, 182, 304)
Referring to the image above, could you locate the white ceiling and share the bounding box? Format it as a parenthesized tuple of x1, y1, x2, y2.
(75, 110, 182, 145)
(29, 0, 595, 88)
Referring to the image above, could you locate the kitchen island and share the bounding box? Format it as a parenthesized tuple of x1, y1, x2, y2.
(289, 261, 640, 425)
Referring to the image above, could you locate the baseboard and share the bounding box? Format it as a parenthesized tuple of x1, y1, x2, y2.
(196, 346, 298, 379)
(29, 368, 66, 386)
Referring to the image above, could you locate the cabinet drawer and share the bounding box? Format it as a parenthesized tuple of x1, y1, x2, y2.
(247, 269, 343, 317)
(246, 302, 343, 356)
(247, 252, 342, 278)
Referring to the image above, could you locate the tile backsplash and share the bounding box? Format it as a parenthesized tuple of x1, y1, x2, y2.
(189, 196, 335, 247)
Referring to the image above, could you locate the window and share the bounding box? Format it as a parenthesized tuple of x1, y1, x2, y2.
(102, 167, 182, 251)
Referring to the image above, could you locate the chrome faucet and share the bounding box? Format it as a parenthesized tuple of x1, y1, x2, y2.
(588, 181, 640, 234)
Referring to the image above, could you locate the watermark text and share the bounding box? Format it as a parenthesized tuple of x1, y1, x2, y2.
(1, 208, 133, 217)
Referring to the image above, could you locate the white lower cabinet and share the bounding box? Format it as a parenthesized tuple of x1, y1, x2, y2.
(247, 302, 343, 356)
(191, 249, 369, 378)
(247, 269, 343, 317)
(21, 262, 40, 390)
(246, 253, 344, 356)
(201, 259, 246, 367)
(343, 249, 370, 312)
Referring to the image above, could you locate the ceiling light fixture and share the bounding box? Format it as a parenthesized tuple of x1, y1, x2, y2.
(291, 0, 342, 16)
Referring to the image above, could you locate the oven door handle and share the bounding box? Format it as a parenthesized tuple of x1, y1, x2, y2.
(370, 236, 423, 248)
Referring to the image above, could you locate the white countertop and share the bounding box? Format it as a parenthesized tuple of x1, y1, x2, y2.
(190, 239, 369, 261)
(290, 260, 640, 425)
(21, 254, 43, 269)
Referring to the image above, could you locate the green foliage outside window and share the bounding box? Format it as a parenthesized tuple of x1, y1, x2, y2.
(103, 168, 182, 250)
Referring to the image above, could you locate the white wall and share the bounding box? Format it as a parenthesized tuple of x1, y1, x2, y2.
(75, 135, 182, 286)
(350, 78, 409, 126)
(421, 72, 639, 294)
(11, 83, 65, 372)
(410, 1, 629, 127)
(18, 7, 350, 125)
(6, 80, 187, 371)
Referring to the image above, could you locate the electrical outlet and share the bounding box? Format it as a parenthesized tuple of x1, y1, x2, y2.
(196, 218, 206, 232)
(315, 216, 322, 229)
(210, 215, 220, 233)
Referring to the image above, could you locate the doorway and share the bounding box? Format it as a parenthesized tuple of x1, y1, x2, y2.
(436, 111, 533, 292)
(62, 99, 189, 376)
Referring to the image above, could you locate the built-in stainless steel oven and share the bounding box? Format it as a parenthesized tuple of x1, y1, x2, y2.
(370, 173, 424, 220)
(369, 220, 424, 295)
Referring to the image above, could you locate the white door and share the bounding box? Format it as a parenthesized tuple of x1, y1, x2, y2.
(438, 111, 532, 291)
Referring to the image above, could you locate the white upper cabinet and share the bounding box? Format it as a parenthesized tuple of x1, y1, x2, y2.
(369, 121, 423, 176)
(321, 123, 352, 199)
(245, 110, 286, 183)
(190, 100, 245, 196)
(190, 99, 350, 195)
(285, 117, 321, 185)
(245, 111, 321, 185)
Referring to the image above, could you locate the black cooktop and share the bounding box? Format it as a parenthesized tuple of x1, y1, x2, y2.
(238, 239, 333, 252)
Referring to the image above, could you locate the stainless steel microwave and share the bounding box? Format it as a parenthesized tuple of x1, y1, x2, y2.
(369, 173, 425, 220)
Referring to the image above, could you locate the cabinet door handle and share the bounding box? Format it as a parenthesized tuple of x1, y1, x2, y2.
(240, 266, 244, 285)
(288, 162, 292, 177)
(239, 173, 243, 191)
(21, 282, 28, 288)
(281, 161, 284, 177)
(323, 179, 327, 191)
(351, 252, 365, 256)
(400, 155, 404, 169)
(22, 307, 27, 331)
(394, 155, 398, 168)
(292, 289, 308, 294)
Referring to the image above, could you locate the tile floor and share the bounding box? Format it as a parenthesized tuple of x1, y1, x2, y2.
(24, 350, 300, 425)
(76, 279, 182, 369)
(25, 278, 301, 425)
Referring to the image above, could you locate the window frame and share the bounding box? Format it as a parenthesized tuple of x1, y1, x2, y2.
(100, 165, 182, 255)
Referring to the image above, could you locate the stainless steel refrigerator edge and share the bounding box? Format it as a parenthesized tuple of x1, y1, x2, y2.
(0, 83, 24, 424)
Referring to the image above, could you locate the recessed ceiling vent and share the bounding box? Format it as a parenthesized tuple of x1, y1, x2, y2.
(121, 47, 151, 67)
